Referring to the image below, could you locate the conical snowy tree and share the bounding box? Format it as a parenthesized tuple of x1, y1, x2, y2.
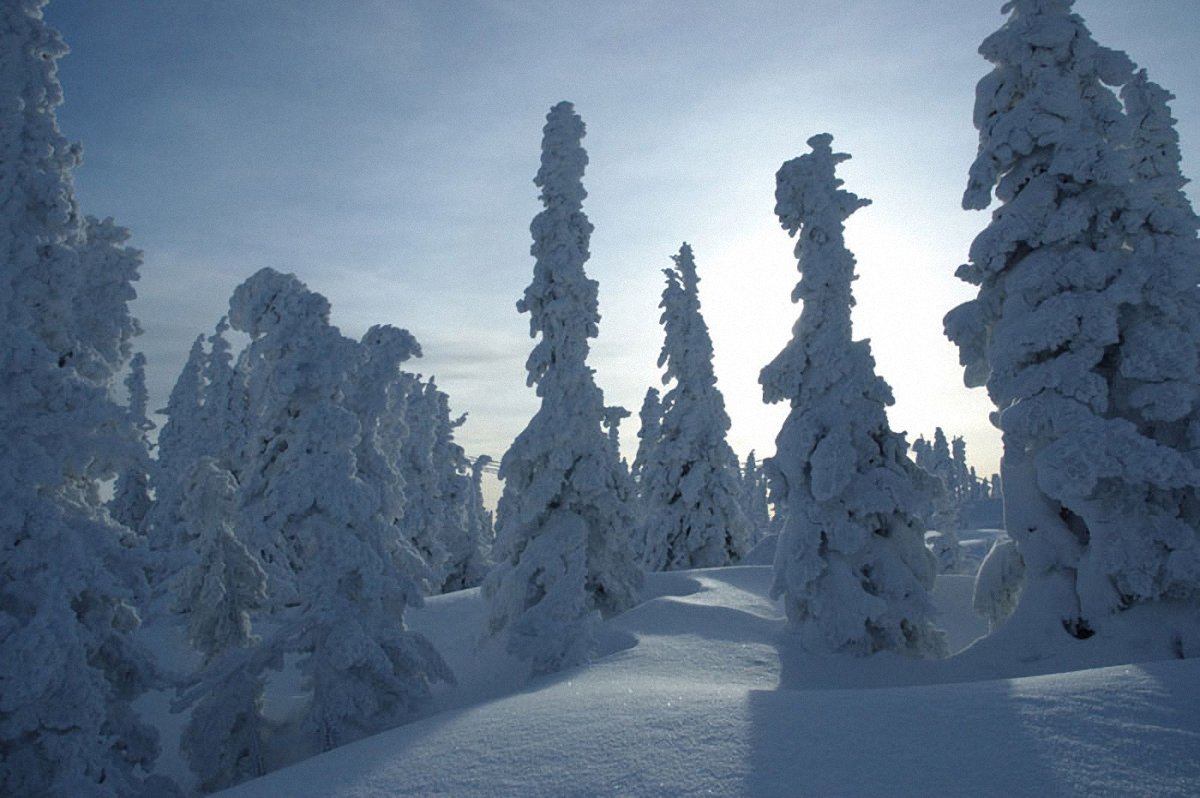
(639, 243, 751, 570)
(200, 316, 248, 473)
(741, 451, 772, 549)
(944, 0, 1200, 645)
(466, 455, 495, 566)
(174, 457, 271, 792)
(177, 458, 267, 665)
(483, 101, 642, 675)
(761, 134, 944, 657)
(0, 3, 167, 793)
(147, 333, 207, 555)
(924, 427, 959, 533)
(629, 387, 664, 563)
(631, 386, 663, 485)
(110, 351, 154, 534)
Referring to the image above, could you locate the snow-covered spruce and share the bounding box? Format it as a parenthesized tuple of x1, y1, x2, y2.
(465, 455, 495, 569)
(200, 316, 248, 475)
(426, 378, 493, 593)
(147, 315, 249, 578)
(740, 450, 772, 551)
(110, 351, 154, 534)
(177, 458, 267, 666)
(226, 268, 452, 755)
(0, 2, 168, 794)
(639, 243, 751, 570)
(388, 370, 492, 594)
(174, 457, 271, 792)
(147, 333, 208, 555)
(396, 374, 451, 591)
(483, 102, 642, 675)
(348, 325, 433, 589)
(631, 387, 663, 487)
(944, 0, 1200, 645)
(761, 134, 945, 657)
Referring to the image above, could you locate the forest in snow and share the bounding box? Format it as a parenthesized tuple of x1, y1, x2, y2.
(3, 0, 1200, 795)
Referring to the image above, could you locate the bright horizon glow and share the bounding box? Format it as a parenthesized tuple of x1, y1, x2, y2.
(43, 0, 1200, 490)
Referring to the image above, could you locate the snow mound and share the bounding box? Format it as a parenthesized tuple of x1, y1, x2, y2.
(219, 566, 1200, 797)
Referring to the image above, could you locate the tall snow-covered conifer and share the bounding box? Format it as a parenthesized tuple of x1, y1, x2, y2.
(397, 374, 450, 591)
(350, 324, 425, 586)
(0, 2, 166, 793)
(427, 379, 491, 593)
(761, 134, 944, 657)
(741, 451, 772, 549)
(632, 387, 663, 485)
(944, 0, 1200, 645)
(110, 351, 153, 534)
(147, 334, 207, 556)
(483, 102, 642, 674)
(200, 316, 247, 473)
(639, 243, 751, 570)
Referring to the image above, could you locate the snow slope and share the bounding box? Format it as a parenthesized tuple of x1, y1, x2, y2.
(220, 567, 1200, 797)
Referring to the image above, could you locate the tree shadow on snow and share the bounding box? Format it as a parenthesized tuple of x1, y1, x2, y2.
(744, 673, 1067, 796)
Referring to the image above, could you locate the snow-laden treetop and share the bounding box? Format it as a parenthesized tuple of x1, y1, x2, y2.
(761, 133, 877, 407)
(228, 267, 332, 339)
(520, 101, 600, 394)
(964, 0, 1135, 215)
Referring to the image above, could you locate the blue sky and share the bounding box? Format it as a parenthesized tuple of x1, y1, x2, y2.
(43, 0, 1200, 478)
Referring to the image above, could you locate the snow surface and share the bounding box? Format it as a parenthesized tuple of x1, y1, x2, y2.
(218, 564, 1200, 797)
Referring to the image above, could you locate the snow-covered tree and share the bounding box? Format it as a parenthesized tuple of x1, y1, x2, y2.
(761, 134, 944, 658)
(398, 375, 451, 592)
(483, 102, 642, 675)
(147, 334, 207, 554)
(950, 435, 972, 503)
(602, 405, 630, 462)
(227, 268, 452, 753)
(174, 457, 271, 791)
(639, 243, 751, 570)
(911, 435, 933, 473)
(228, 268, 365, 600)
(71, 215, 143, 385)
(631, 387, 663, 486)
(110, 352, 154, 534)
(931, 428, 953, 490)
(350, 324, 425, 585)
(944, 0, 1200, 644)
(466, 455, 495, 567)
(177, 458, 267, 663)
(741, 451, 772, 549)
(200, 316, 247, 472)
(178, 657, 268, 794)
(925, 428, 960, 538)
(0, 3, 167, 793)
(427, 380, 491, 593)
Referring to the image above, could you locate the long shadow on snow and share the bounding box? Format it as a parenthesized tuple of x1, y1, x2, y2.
(744, 674, 1064, 796)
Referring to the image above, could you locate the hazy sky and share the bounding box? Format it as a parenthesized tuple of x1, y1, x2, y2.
(43, 0, 1200, 480)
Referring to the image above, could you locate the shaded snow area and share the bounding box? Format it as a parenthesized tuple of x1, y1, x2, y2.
(219, 566, 1200, 797)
